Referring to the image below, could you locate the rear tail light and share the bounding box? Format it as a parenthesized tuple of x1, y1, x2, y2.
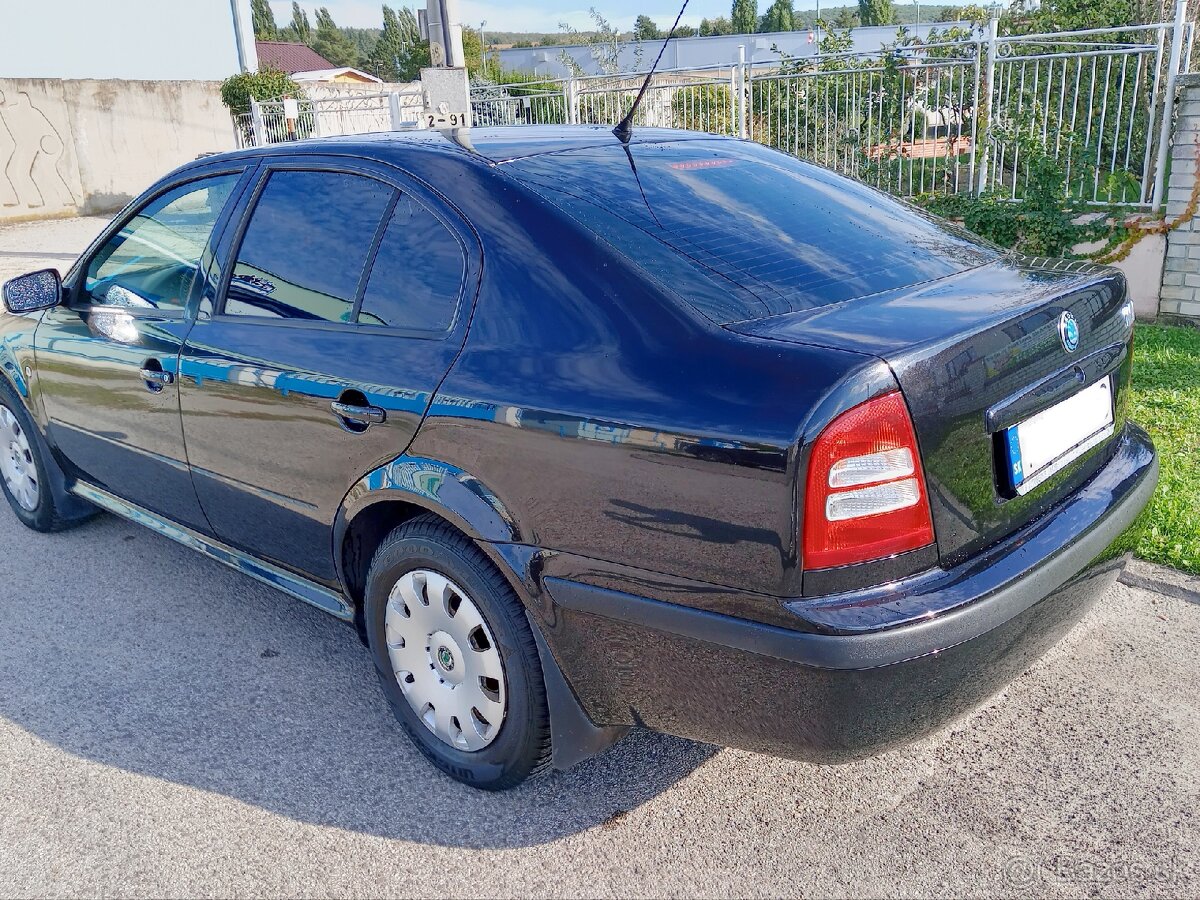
(803, 391, 935, 570)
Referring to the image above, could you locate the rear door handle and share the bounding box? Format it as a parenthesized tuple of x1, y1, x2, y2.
(330, 400, 386, 426)
(140, 368, 174, 385)
(139, 366, 174, 392)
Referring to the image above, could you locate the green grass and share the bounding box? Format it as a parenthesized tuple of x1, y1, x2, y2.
(1129, 323, 1200, 575)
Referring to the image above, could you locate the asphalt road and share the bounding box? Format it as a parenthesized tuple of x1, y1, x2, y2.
(0, 500, 1196, 897)
(1, 217, 1199, 897)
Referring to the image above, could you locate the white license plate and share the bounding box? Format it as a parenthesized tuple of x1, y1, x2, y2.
(1004, 375, 1114, 495)
(423, 111, 470, 129)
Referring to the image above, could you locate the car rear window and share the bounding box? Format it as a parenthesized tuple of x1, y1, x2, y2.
(504, 140, 998, 323)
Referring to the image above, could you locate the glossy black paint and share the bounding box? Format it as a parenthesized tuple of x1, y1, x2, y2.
(531, 426, 1155, 759)
(0, 126, 1158, 769)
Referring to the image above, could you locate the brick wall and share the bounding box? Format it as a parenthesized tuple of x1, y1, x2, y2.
(1161, 74, 1200, 325)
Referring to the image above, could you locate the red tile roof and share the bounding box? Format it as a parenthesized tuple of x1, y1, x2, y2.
(255, 41, 335, 74)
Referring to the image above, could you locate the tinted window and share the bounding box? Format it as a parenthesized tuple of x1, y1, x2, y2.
(85, 174, 238, 311)
(225, 170, 393, 322)
(507, 141, 998, 323)
(358, 195, 465, 332)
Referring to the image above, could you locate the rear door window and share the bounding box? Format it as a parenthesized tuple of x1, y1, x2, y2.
(358, 195, 466, 332)
(225, 170, 393, 323)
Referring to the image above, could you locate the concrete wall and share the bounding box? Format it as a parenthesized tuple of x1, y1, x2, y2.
(0, 78, 235, 224)
(1161, 74, 1200, 325)
(498, 23, 972, 77)
(2, 0, 256, 81)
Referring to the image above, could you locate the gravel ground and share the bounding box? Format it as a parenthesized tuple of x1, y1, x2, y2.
(0, 215, 109, 284)
(0, 216, 1198, 898)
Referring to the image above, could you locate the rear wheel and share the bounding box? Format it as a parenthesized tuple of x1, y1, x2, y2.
(364, 514, 551, 790)
(0, 385, 78, 532)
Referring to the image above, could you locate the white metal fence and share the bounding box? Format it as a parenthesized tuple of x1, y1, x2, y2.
(234, 88, 423, 149)
(471, 1, 1195, 210)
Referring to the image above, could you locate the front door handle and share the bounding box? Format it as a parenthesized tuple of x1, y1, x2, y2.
(331, 400, 386, 427)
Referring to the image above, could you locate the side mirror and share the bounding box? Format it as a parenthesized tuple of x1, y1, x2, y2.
(2, 268, 62, 314)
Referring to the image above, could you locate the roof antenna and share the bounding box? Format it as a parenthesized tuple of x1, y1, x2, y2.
(613, 0, 691, 144)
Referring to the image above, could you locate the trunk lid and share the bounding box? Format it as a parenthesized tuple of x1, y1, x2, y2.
(729, 257, 1134, 565)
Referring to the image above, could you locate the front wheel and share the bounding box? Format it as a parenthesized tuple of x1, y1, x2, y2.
(0, 385, 81, 533)
(364, 515, 552, 790)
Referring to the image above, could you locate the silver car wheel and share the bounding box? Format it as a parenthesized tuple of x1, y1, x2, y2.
(384, 568, 507, 752)
(0, 403, 38, 512)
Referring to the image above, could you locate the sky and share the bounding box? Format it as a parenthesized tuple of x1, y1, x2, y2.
(266, 1, 832, 35)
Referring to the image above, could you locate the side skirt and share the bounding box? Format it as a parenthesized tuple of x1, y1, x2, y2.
(71, 481, 353, 621)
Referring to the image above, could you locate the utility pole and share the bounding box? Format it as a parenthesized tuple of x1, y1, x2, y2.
(425, 0, 466, 68)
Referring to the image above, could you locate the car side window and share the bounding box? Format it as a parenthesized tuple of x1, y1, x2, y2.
(224, 170, 393, 323)
(357, 195, 466, 332)
(355, 195, 466, 332)
(83, 174, 239, 311)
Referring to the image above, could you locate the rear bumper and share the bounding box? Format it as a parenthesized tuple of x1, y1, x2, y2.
(541, 424, 1157, 761)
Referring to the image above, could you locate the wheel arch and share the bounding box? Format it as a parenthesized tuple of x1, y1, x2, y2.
(333, 455, 628, 770)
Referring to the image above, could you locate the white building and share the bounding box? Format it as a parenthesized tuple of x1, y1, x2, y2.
(497, 23, 974, 78)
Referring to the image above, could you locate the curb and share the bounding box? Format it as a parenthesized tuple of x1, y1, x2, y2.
(1119, 559, 1200, 605)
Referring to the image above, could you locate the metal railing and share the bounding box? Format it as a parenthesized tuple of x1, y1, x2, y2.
(471, 0, 1193, 210)
(234, 89, 423, 149)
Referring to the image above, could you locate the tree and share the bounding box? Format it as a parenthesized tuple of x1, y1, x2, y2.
(311, 7, 361, 67)
(282, 1, 311, 42)
(366, 5, 429, 82)
(761, 0, 796, 31)
(1005, 0, 1140, 33)
(832, 7, 861, 27)
(634, 15, 663, 40)
(251, 0, 278, 40)
(938, 4, 989, 21)
(858, 0, 896, 25)
(557, 9, 635, 77)
(731, 0, 759, 34)
(700, 15, 734, 35)
(462, 26, 485, 74)
(675, 24, 698, 37)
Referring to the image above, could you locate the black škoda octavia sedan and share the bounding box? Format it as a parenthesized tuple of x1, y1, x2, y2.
(0, 127, 1157, 789)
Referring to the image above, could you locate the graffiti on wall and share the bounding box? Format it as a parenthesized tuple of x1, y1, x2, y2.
(0, 88, 77, 213)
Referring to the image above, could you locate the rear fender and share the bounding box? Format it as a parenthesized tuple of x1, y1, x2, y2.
(334, 455, 627, 769)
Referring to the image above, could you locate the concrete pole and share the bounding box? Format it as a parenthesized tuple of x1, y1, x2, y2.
(975, 10, 999, 196)
(426, 0, 467, 68)
(737, 44, 748, 140)
(1151, 0, 1191, 212)
(229, 0, 253, 72)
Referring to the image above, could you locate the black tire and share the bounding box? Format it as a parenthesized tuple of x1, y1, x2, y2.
(0, 380, 79, 533)
(364, 514, 552, 790)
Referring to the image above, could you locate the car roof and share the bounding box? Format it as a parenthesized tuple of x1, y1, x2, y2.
(191, 125, 718, 170)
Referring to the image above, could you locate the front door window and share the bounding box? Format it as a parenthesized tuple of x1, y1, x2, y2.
(83, 174, 239, 311)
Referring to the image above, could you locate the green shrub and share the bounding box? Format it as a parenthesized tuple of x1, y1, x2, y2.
(219, 68, 301, 116)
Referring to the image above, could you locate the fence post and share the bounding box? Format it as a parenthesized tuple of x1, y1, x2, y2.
(975, 10, 999, 196)
(309, 97, 322, 137)
(1151, 0, 1190, 212)
(388, 91, 406, 130)
(736, 44, 748, 140)
(565, 76, 579, 125)
(249, 96, 266, 147)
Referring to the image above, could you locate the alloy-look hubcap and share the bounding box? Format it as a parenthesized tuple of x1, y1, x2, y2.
(384, 569, 507, 752)
(0, 404, 38, 512)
